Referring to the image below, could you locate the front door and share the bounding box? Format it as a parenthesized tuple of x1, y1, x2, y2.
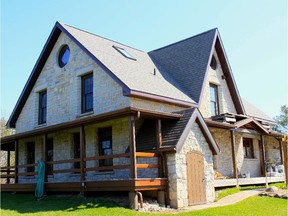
(187, 151, 206, 205)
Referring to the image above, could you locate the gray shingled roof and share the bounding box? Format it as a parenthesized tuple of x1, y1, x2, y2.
(241, 98, 275, 123)
(148, 29, 217, 103)
(62, 23, 194, 104)
(161, 108, 196, 147)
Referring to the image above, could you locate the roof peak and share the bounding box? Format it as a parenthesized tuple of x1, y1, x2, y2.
(149, 28, 218, 53)
(57, 22, 145, 53)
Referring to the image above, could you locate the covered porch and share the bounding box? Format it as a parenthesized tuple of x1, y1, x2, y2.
(206, 114, 287, 188)
(0, 107, 181, 207)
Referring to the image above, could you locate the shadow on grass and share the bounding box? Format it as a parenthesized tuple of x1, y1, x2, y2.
(1, 192, 125, 214)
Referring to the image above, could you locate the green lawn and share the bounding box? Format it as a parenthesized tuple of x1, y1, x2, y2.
(1, 192, 287, 216)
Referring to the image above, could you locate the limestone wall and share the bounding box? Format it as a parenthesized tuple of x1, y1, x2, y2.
(199, 51, 236, 118)
(16, 32, 130, 133)
(210, 128, 281, 178)
(167, 122, 215, 208)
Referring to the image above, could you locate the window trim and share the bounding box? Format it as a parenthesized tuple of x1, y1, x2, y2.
(38, 90, 47, 125)
(243, 137, 254, 159)
(81, 73, 93, 113)
(209, 84, 220, 116)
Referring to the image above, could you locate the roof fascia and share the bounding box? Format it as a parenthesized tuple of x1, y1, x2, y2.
(7, 24, 62, 128)
(215, 31, 245, 114)
(234, 117, 269, 135)
(127, 89, 197, 108)
(56, 22, 130, 95)
(198, 30, 218, 107)
(175, 109, 220, 155)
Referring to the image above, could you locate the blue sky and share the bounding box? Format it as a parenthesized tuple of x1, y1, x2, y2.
(1, 0, 287, 120)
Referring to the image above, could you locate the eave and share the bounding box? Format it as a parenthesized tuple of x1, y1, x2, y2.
(1, 107, 182, 144)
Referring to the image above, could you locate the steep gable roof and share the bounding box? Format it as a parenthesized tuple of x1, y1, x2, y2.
(148, 28, 245, 114)
(162, 108, 220, 155)
(242, 98, 275, 124)
(7, 22, 195, 128)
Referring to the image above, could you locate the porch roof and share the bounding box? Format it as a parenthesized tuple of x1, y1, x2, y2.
(0, 107, 182, 145)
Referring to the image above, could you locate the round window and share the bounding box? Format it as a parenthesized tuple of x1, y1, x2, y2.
(58, 45, 70, 68)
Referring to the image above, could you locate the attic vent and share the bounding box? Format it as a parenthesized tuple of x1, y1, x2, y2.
(112, 45, 136, 60)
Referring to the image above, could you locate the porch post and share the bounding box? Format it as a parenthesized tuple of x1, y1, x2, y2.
(14, 140, 19, 184)
(80, 125, 86, 182)
(43, 133, 48, 182)
(7, 150, 10, 183)
(282, 136, 288, 186)
(156, 119, 164, 178)
(230, 130, 239, 187)
(260, 135, 268, 187)
(279, 139, 284, 165)
(129, 115, 137, 179)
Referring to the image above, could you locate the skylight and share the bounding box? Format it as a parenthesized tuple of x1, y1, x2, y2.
(113, 45, 136, 60)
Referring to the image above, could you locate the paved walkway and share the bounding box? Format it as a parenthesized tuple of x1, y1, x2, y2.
(182, 189, 265, 211)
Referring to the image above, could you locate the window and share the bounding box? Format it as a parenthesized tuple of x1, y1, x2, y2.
(210, 84, 219, 116)
(98, 127, 113, 167)
(243, 138, 254, 158)
(81, 74, 93, 113)
(26, 142, 35, 172)
(210, 55, 217, 70)
(73, 133, 80, 170)
(58, 45, 70, 68)
(112, 45, 136, 60)
(47, 138, 53, 172)
(39, 90, 47, 125)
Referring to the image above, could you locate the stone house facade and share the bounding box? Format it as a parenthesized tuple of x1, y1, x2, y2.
(1, 22, 285, 209)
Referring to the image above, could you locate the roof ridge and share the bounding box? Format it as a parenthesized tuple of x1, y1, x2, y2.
(60, 22, 146, 53)
(149, 28, 218, 53)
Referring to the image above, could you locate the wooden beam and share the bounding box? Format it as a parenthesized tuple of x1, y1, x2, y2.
(156, 119, 164, 178)
(279, 139, 284, 165)
(230, 130, 238, 187)
(282, 137, 288, 186)
(129, 116, 137, 179)
(80, 126, 86, 182)
(7, 150, 10, 183)
(43, 133, 48, 182)
(260, 135, 268, 187)
(14, 140, 18, 183)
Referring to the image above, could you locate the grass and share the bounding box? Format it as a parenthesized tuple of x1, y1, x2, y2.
(1, 192, 287, 216)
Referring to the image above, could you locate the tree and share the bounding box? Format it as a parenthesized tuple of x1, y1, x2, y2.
(274, 105, 288, 134)
(0, 117, 15, 137)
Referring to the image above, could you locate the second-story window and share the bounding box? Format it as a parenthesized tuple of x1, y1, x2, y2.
(81, 74, 93, 113)
(39, 90, 47, 124)
(210, 84, 219, 116)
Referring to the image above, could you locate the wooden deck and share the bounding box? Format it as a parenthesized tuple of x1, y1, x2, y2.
(1, 178, 167, 192)
(214, 176, 285, 187)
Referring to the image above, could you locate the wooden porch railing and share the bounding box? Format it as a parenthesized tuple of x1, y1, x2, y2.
(0, 152, 161, 183)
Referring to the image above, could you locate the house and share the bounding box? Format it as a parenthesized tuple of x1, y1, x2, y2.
(1, 22, 285, 209)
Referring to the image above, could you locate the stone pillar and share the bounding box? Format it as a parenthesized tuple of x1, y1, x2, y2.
(129, 191, 138, 209)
